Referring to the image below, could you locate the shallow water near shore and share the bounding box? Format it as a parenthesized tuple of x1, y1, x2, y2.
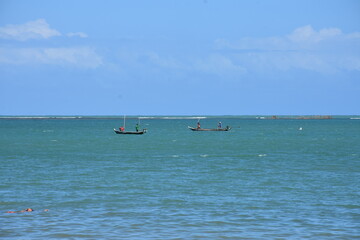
(1, 116, 359, 239)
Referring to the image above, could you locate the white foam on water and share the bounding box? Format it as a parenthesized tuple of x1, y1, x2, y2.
(0, 116, 82, 119)
(43, 130, 54, 133)
(139, 116, 207, 120)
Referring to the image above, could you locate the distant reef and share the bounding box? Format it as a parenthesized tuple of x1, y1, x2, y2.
(263, 115, 332, 120)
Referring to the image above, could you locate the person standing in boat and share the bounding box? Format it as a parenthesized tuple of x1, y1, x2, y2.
(135, 123, 140, 132)
(218, 121, 222, 129)
(197, 121, 201, 129)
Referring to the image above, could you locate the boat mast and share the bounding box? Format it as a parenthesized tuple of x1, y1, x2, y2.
(123, 115, 126, 130)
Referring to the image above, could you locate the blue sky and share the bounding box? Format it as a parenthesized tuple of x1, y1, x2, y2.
(0, 0, 359, 115)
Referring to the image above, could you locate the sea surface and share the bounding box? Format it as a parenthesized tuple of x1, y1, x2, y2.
(1, 116, 359, 239)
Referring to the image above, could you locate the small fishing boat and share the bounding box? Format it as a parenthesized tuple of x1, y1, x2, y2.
(188, 126, 231, 131)
(114, 128, 147, 134)
(114, 115, 147, 135)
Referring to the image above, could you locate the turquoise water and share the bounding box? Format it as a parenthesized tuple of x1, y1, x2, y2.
(1, 116, 359, 239)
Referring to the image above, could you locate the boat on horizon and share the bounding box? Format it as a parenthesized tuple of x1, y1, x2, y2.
(114, 116, 147, 135)
(114, 128, 147, 135)
(188, 119, 231, 132)
(188, 126, 231, 131)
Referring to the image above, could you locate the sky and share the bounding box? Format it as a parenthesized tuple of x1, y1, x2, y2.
(0, 0, 359, 115)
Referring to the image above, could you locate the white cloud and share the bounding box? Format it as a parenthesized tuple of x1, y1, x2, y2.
(0, 47, 102, 68)
(193, 54, 247, 76)
(0, 19, 61, 41)
(138, 52, 181, 69)
(120, 51, 246, 77)
(0, 19, 91, 41)
(214, 25, 360, 74)
(67, 32, 88, 38)
(0, 19, 98, 68)
(287, 25, 342, 43)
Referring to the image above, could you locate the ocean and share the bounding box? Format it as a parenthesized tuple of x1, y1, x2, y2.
(1, 116, 359, 239)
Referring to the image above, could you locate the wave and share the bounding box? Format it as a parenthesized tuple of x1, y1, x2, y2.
(0, 116, 83, 119)
(139, 116, 207, 120)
